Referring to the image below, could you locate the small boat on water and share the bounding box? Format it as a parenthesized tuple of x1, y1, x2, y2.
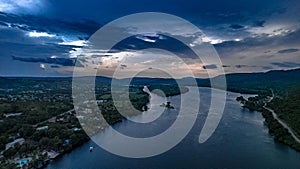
(89, 146, 93, 152)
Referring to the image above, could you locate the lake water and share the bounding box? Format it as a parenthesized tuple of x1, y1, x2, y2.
(47, 87, 300, 169)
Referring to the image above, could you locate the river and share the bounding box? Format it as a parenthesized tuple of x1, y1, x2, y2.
(47, 87, 300, 169)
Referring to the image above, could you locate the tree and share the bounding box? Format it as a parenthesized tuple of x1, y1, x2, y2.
(3, 147, 17, 158)
(39, 137, 50, 148)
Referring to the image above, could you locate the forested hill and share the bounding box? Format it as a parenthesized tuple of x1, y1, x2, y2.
(197, 68, 300, 95)
(1, 68, 299, 95)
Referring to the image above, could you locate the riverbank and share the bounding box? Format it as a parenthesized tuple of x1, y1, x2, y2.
(46, 87, 300, 169)
(44, 85, 300, 168)
(148, 85, 189, 97)
(236, 89, 300, 152)
(42, 85, 187, 168)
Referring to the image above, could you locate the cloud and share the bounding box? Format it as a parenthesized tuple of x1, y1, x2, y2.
(271, 62, 300, 68)
(229, 24, 245, 29)
(0, 0, 46, 14)
(261, 66, 273, 70)
(120, 64, 127, 69)
(50, 65, 60, 68)
(58, 40, 88, 47)
(28, 31, 55, 38)
(1, 0, 300, 77)
(135, 33, 164, 43)
(0, 11, 100, 40)
(202, 64, 218, 69)
(235, 65, 248, 68)
(222, 65, 231, 68)
(12, 55, 76, 66)
(277, 48, 299, 54)
(253, 20, 266, 27)
(40, 63, 45, 69)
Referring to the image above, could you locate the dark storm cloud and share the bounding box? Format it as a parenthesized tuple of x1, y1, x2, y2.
(271, 62, 300, 68)
(277, 48, 299, 54)
(235, 65, 248, 69)
(50, 65, 60, 68)
(111, 35, 198, 59)
(1, 0, 300, 76)
(253, 20, 266, 27)
(0, 21, 8, 26)
(46, 0, 287, 27)
(202, 64, 218, 69)
(215, 28, 300, 56)
(222, 65, 231, 68)
(0, 11, 100, 40)
(12, 55, 76, 66)
(261, 66, 273, 70)
(0, 27, 77, 62)
(120, 64, 127, 69)
(229, 24, 245, 29)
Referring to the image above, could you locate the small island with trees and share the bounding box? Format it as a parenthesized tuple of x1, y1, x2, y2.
(160, 101, 175, 109)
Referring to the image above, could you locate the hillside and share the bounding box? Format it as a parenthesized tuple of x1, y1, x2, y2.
(198, 68, 300, 95)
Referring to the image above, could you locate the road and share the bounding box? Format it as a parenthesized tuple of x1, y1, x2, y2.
(263, 91, 300, 144)
(33, 108, 75, 127)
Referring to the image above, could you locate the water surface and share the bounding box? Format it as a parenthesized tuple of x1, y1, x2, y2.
(47, 87, 300, 169)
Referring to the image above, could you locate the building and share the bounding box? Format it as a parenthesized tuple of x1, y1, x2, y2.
(5, 138, 25, 150)
(36, 126, 48, 131)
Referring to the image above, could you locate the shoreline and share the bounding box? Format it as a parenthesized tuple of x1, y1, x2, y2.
(44, 86, 183, 168)
(199, 86, 300, 153)
(46, 86, 300, 168)
(44, 86, 252, 168)
(235, 90, 300, 152)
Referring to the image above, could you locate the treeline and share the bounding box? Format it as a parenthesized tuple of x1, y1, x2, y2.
(148, 85, 189, 97)
(97, 86, 150, 125)
(236, 88, 300, 152)
(261, 108, 300, 151)
(0, 111, 89, 169)
(199, 68, 300, 95)
(268, 88, 300, 138)
(236, 95, 267, 111)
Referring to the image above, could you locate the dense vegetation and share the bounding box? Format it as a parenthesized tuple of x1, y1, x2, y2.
(0, 101, 73, 124)
(0, 102, 89, 169)
(97, 86, 149, 125)
(237, 91, 300, 152)
(198, 68, 300, 95)
(233, 69, 300, 152)
(268, 88, 300, 138)
(261, 107, 300, 151)
(148, 85, 189, 97)
(0, 78, 150, 168)
(236, 95, 266, 112)
(0, 68, 300, 168)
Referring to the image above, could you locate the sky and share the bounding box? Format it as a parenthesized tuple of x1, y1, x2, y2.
(0, 0, 299, 78)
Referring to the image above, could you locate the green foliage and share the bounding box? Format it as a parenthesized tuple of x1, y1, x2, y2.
(237, 88, 300, 152)
(98, 86, 150, 125)
(261, 108, 300, 151)
(268, 88, 300, 138)
(198, 68, 300, 95)
(148, 85, 189, 97)
(232, 69, 300, 152)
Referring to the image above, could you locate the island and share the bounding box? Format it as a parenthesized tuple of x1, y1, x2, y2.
(160, 101, 175, 109)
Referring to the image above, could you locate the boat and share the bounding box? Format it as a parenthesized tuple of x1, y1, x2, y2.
(89, 146, 93, 152)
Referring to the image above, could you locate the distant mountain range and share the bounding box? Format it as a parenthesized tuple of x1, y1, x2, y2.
(201, 68, 300, 94)
(1, 68, 299, 95)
